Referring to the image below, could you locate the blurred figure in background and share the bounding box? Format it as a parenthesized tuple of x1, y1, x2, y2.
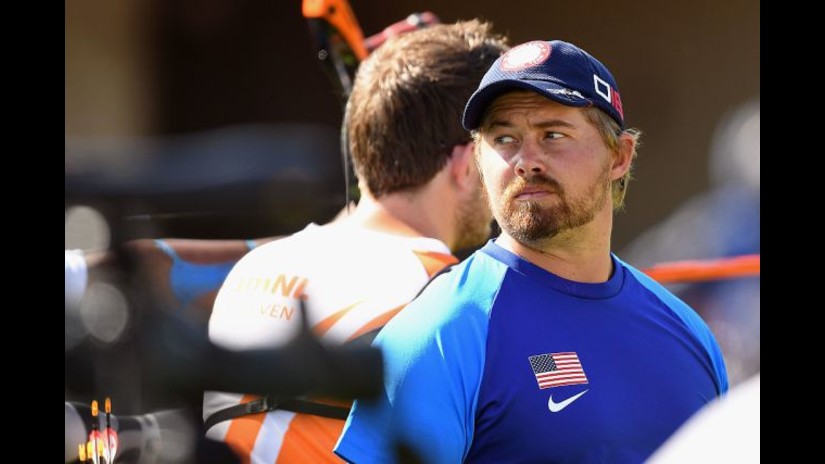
(65, 237, 278, 324)
(621, 98, 760, 385)
(203, 19, 509, 463)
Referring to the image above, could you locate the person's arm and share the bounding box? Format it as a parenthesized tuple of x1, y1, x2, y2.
(126, 237, 273, 317)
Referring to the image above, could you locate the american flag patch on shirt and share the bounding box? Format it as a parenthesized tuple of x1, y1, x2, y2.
(528, 352, 588, 389)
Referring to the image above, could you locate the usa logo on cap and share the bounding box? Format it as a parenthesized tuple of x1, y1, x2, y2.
(463, 39, 627, 130)
(501, 41, 551, 72)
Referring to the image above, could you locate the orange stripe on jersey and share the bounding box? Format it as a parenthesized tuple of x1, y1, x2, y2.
(345, 303, 406, 343)
(276, 413, 346, 463)
(313, 300, 362, 337)
(413, 250, 458, 277)
(224, 394, 267, 464)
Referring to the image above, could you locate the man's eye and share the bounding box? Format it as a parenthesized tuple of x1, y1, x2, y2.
(494, 135, 517, 144)
(545, 132, 566, 140)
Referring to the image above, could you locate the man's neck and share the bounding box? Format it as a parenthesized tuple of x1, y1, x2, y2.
(344, 188, 454, 250)
(497, 210, 614, 283)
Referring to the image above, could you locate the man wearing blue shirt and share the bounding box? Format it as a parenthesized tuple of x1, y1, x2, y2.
(335, 39, 728, 464)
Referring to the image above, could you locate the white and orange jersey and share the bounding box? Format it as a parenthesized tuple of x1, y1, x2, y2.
(203, 222, 457, 464)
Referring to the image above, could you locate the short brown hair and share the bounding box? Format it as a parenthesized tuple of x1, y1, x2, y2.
(346, 20, 509, 197)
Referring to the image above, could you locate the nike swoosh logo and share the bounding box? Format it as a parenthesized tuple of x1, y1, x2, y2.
(547, 389, 589, 412)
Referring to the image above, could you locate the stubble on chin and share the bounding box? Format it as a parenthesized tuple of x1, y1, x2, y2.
(494, 167, 611, 244)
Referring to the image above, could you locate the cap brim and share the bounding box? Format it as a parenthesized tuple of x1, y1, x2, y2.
(462, 79, 593, 131)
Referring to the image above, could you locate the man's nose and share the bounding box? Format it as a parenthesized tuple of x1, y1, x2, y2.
(514, 139, 547, 177)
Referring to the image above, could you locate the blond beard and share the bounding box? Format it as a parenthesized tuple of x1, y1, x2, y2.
(493, 162, 612, 244)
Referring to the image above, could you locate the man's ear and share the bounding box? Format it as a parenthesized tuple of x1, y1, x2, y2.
(449, 142, 476, 189)
(610, 133, 635, 181)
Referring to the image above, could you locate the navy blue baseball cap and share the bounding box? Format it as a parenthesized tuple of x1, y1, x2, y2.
(462, 40, 625, 130)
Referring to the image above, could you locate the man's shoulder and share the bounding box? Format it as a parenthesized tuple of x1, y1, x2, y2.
(617, 257, 697, 312)
(616, 256, 729, 392)
(238, 224, 334, 259)
(408, 249, 508, 319)
(425, 247, 498, 282)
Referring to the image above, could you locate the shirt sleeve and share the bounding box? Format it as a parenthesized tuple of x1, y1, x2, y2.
(624, 264, 730, 395)
(335, 274, 491, 464)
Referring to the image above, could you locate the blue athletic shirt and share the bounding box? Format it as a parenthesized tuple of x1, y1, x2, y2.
(335, 239, 728, 464)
